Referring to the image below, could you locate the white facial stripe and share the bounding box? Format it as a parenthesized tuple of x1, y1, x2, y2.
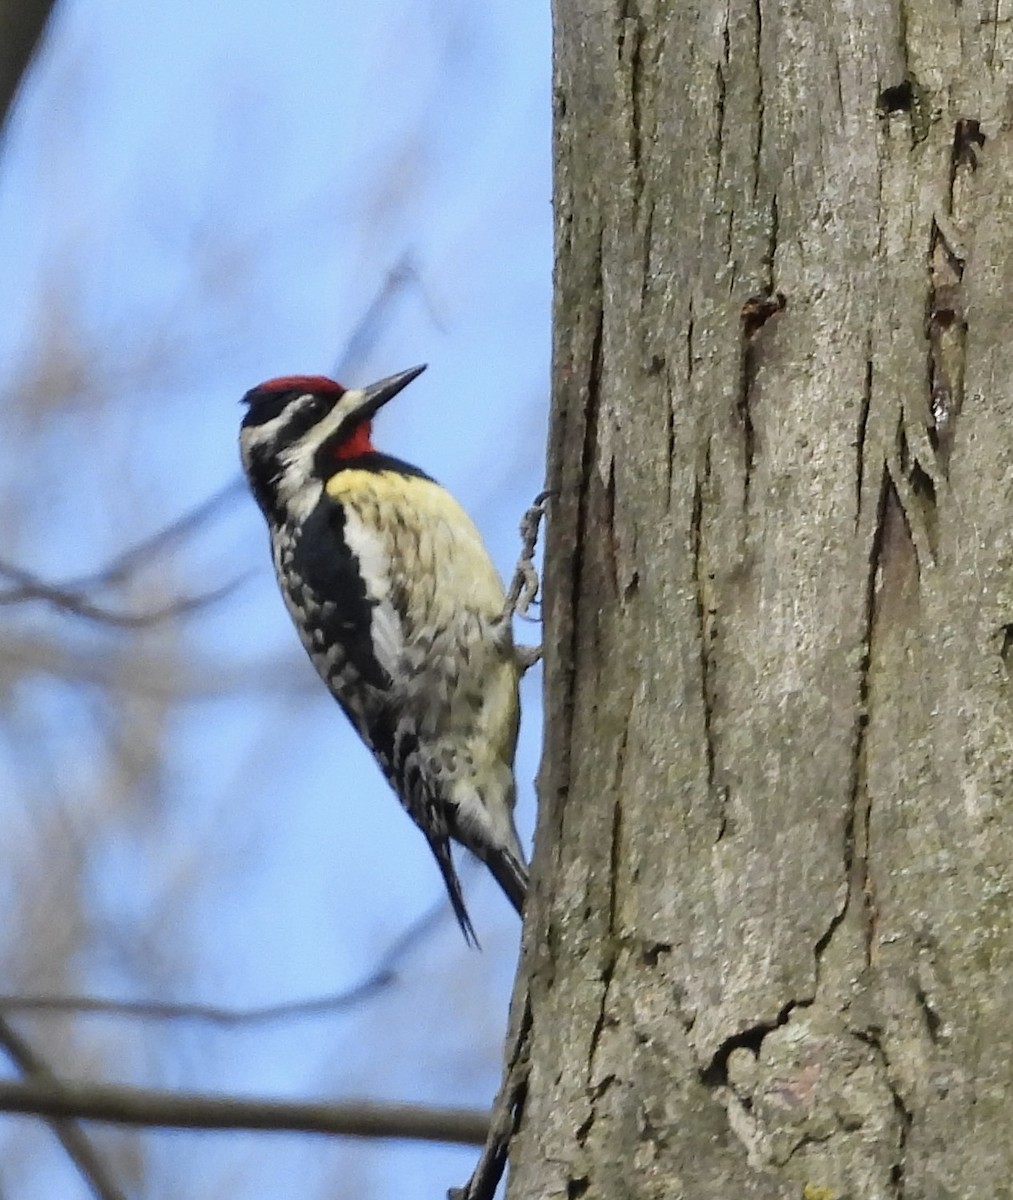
(242, 385, 371, 519)
(242, 394, 314, 445)
(276, 387, 365, 471)
(240, 394, 312, 475)
(267, 387, 367, 518)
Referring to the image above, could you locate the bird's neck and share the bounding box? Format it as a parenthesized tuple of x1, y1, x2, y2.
(334, 420, 375, 460)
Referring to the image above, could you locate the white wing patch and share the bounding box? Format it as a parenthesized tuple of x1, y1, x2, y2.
(338, 506, 406, 684)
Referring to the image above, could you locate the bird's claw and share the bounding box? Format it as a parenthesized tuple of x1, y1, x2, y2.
(502, 490, 553, 625)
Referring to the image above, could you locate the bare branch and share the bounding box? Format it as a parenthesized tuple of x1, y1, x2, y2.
(68, 479, 247, 593)
(0, 1018, 125, 1200)
(335, 251, 444, 379)
(0, 252, 433, 629)
(0, 1081, 489, 1145)
(0, 559, 248, 626)
(0, 247, 433, 630)
(0, 890, 454, 1025)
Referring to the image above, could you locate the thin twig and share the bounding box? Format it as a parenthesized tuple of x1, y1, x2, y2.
(62, 479, 246, 593)
(0, 1080, 489, 1145)
(0, 250, 430, 625)
(0, 561, 248, 626)
(0, 890, 453, 1026)
(336, 252, 418, 379)
(0, 1017, 125, 1200)
(334, 250, 445, 380)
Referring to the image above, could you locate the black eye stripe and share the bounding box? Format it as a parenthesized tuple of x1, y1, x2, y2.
(241, 392, 331, 444)
(240, 391, 294, 427)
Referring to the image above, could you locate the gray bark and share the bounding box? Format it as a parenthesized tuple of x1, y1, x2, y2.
(506, 2, 1013, 1197)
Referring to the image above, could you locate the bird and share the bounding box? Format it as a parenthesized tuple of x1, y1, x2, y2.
(239, 364, 527, 943)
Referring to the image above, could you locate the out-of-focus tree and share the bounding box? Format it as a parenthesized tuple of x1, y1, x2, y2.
(0, 3, 549, 1198)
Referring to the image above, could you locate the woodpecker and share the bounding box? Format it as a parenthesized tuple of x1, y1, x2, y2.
(239, 364, 527, 943)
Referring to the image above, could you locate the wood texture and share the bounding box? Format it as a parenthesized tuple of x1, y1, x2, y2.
(507, 2, 1013, 1196)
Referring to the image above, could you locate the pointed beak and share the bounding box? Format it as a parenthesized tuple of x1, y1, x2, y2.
(355, 364, 427, 421)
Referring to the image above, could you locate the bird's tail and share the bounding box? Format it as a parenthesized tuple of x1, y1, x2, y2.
(481, 845, 528, 919)
(426, 832, 480, 947)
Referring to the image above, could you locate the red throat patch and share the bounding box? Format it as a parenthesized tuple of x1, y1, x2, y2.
(334, 420, 375, 460)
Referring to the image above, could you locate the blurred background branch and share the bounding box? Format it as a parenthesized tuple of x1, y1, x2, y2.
(0, 1082, 489, 1145)
(0, 3, 548, 1197)
(0, 1017, 125, 1200)
(0, 557, 247, 626)
(0, 888, 455, 1026)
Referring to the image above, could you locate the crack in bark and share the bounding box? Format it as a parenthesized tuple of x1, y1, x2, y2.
(608, 800, 625, 931)
(988, 0, 1001, 68)
(813, 467, 886, 985)
(714, 10, 730, 196)
(640, 197, 655, 313)
(781, 1127, 836, 1168)
(699, 999, 798, 1089)
(617, 0, 645, 200)
(914, 984, 942, 1044)
(888, 416, 935, 573)
(626, 20, 643, 180)
(830, 43, 844, 119)
(607, 713, 631, 932)
(927, 120, 982, 470)
(559, 237, 606, 831)
(673, 299, 694, 506)
(853, 469, 891, 965)
(751, 0, 764, 202)
(664, 365, 676, 503)
(1000, 623, 1013, 676)
(603, 456, 620, 599)
(762, 194, 779, 290)
(736, 289, 782, 512)
(734, 198, 781, 513)
(737, 343, 757, 512)
(691, 442, 722, 838)
(686, 298, 695, 386)
(586, 956, 618, 1098)
(853, 1027, 913, 1198)
(855, 351, 873, 528)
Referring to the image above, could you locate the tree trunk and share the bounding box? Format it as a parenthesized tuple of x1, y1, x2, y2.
(0, 0, 57, 134)
(509, 2, 1013, 1196)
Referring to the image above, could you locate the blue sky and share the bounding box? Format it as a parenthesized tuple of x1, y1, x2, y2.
(0, 1, 550, 1196)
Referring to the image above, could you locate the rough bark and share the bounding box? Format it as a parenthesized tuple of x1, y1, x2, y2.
(506, 2, 1013, 1197)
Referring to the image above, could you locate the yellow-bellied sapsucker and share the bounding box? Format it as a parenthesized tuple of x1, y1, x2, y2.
(239, 365, 527, 943)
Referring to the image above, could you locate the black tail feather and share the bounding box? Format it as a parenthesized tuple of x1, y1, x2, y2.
(483, 848, 528, 919)
(426, 833, 480, 947)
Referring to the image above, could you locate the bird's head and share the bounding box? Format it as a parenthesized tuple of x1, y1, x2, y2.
(239, 365, 426, 509)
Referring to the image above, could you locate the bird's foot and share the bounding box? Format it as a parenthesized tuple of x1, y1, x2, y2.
(502, 490, 552, 625)
(514, 644, 542, 674)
